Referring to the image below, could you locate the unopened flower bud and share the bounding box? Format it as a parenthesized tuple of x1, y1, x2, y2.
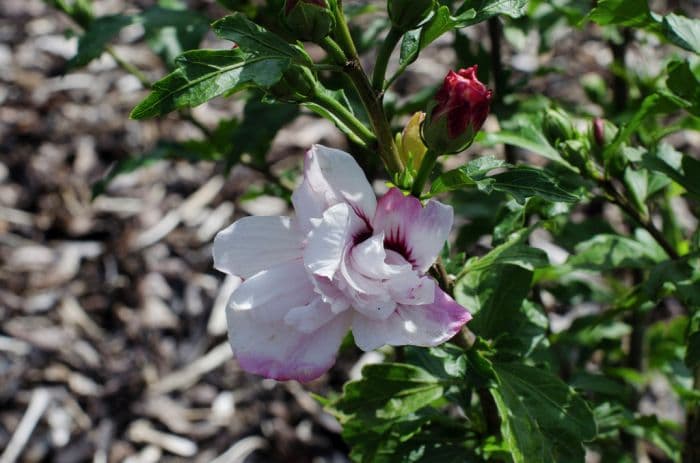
(588, 117, 618, 163)
(388, 0, 433, 31)
(267, 65, 317, 102)
(422, 66, 492, 154)
(543, 107, 575, 146)
(283, 0, 334, 42)
(397, 112, 427, 170)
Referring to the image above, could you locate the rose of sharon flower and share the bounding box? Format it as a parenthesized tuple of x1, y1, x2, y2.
(213, 146, 471, 382)
(422, 66, 493, 154)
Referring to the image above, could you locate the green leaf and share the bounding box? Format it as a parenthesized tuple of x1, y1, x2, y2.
(587, 0, 653, 27)
(687, 331, 700, 369)
(398, 6, 476, 67)
(456, 0, 528, 26)
(567, 234, 665, 271)
(667, 60, 700, 115)
(130, 48, 290, 119)
(430, 157, 578, 204)
(212, 13, 308, 63)
(662, 13, 700, 54)
(487, 167, 580, 204)
(456, 264, 533, 339)
(479, 115, 574, 169)
(463, 229, 549, 273)
(141, 6, 209, 68)
(332, 363, 443, 424)
(490, 362, 597, 463)
(223, 99, 299, 167)
(68, 14, 135, 68)
(429, 156, 506, 195)
(642, 143, 700, 201)
(44, 0, 93, 27)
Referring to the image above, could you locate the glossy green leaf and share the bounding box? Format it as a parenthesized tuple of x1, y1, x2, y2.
(667, 60, 700, 115)
(567, 234, 665, 270)
(456, 0, 528, 26)
(463, 229, 548, 273)
(587, 0, 653, 27)
(130, 49, 290, 119)
(490, 362, 597, 463)
(642, 143, 700, 201)
(457, 264, 532, 339)
(333, 363, 443, 423)
(486, 167, 579, 204)
(141, 6, 209, 68)
(212, 13, 308, 63)
(662, 13, 700, 54)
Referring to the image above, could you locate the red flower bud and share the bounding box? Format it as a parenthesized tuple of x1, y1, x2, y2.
(422, 66, 493, 154)
(592, 117, 605, 147)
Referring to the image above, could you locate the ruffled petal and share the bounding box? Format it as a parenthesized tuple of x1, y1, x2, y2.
(213, 216, 302, 278)
(372, 188, 453, 272)
(304, 203, 366, 279)
(352, 286, 471, 351)
(229, 305, 352, 382)
(229, 261, 315, 323)
(293, 145, 376, 230)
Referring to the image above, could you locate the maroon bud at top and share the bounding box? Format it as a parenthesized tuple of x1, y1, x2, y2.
(422, 66, 493, 154)
(593, 117, 605, 147)
(285, 0, 327, 15)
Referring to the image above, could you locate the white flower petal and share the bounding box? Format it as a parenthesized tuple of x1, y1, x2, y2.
(213, 216, 302, 278)
(229, 307, 352, 382)
(372, 188, 453, 272)
(293, 145, 376, 229)
(229, 261, 315, 323)
(352, 286, 471, 351)
(284, 297, 338, 333)
(304, 203, 366, 278)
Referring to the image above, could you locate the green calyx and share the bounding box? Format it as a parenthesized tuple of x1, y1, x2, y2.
(283, 0, 335, 42)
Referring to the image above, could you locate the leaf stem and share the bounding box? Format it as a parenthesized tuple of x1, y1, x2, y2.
(410, 148, 439, 198)
(311, 87, 376, 145)
(331, 0, 359, 60)
(371, 27, 402, 92)
(106, 46, 151, 89)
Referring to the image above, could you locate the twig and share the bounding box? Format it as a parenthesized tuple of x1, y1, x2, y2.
(106, 46, 151, 89)
(600, 180, 679, 260)
(371, 27, 402, 93)
(0, 389, 52, 463)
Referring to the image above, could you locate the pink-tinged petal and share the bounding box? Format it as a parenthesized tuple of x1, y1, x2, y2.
(304, 203, 366, 278)
(284, 297, 337, 333)
(352, 286, 471, 351)
(229, 306, 352, 382)
(293, 145, 376, 230)
(311, 275, 352, 314)
(229, 261, 315, 323)
(372, 188, 453, 272)
(214, 216, 302, 278)
(386, 274, 435, 306)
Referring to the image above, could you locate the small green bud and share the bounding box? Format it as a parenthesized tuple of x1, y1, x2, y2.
(283, 0, 335, 42)
(388, 0, 433, 31)
(542, 107, 575, 147)
(559, 139, 592, 174)
(267, 65, 317, 102)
